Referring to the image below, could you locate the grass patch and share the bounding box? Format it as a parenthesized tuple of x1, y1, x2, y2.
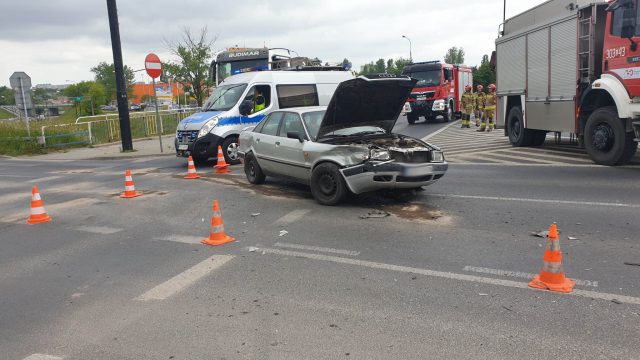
(0, 108, 16, 120)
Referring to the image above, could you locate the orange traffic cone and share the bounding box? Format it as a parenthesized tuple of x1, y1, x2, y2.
(201, 200, 235, 246)
(120, 169, 142, 198)
(27, 185, 52, 224)
(184, 156, 200, 179)
(213, 145, 231, 174)
(529, 224, 575, 293)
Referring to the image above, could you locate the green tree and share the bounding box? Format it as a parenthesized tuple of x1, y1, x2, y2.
(374, 58, 386, 73)
(342, 58, 352, 70)
(164, 27, 215, 107)
(444, 47, 465, 65)
(472, 54, 496, 89)
(0, 86, 15, 105)
(63, 81, 106, 116)
(91, 62, 135, 104)
(391, 58, 411, 76)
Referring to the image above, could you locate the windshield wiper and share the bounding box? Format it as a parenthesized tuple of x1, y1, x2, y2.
(349, 130, 386, 136)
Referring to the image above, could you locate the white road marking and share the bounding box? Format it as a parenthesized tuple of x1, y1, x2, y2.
(22, 354, 64, 360)
(27, 175, 63, 183)
(492, 149, 593, 164)
(463, 266, 598, 287)
(254, 247, 640, 305)
(429, 193, 640, 208)
(0, 174, 32, 178)
(154, 234, 203, 244)
(133, 255, 234, 301)
(422, 120, 461, 140)
(275, 209, 311, 225)
(448, 162, 639, 168)
(74, 225, 123, 235)
(274, 242, 360, 256)
(0, 198, 102, 223)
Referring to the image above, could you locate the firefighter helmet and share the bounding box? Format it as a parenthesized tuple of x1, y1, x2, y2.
(465, 85, 472, 92)
(477, 84, 484, 92)
(488, 84, 496, 92)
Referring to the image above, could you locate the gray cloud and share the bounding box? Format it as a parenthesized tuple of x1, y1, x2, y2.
(0, 0, 546, 87)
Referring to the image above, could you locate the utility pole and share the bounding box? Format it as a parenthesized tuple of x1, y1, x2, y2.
(106, 0, 133, 151)
(402, 35, 412, 63)
(19, 76, 31, 138)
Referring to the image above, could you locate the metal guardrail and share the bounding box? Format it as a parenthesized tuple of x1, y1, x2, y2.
(39, 108, 200, 148)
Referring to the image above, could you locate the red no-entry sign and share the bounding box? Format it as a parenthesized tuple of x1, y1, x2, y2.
(144, 53, 162, 79)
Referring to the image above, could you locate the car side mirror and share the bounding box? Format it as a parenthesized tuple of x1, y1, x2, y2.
(239, 100, 253, 116)
(287, 131, 305, 143)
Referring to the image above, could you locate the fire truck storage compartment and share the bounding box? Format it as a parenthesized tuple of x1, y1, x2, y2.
(496, 0, 579, 133)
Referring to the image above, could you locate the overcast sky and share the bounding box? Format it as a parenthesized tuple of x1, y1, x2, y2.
(0, 0, 546, 87)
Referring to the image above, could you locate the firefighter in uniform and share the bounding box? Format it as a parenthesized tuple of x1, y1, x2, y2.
(484, 84, 497, 132)
(474, 84, 487, 130)
(460, 85, 474, 128)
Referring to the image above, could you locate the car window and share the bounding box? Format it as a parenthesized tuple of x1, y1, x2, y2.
(301, 110, 326, 140)
(259, 112, 283, 136)
(241, 85, 271, 114)
(276, 84, 319, 109)
(280, 112, 307, 139)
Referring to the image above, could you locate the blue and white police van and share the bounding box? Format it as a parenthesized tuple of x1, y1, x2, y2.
(175, 69, 354, 164)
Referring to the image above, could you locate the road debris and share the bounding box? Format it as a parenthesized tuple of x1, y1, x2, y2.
(501, 305, 513, 312)
(531, 230, 549, 238)
(611, 299, 623, 305)
(248, 247, 258, 252)
(251, 213, 261, 217)
(478, 293, 488, 296)
(359, 209, 390, 219)
(623, 262, 640, 267)
(278, 230, 288, 237)
(568, 236, 579, 240)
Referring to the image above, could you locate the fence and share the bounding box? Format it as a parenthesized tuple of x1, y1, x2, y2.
(39, 108, 199, 148)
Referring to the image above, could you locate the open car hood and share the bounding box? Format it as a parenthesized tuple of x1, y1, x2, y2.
(317, 75, 417, 140)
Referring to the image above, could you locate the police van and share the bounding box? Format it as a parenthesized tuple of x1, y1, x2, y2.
(175, 69, 354, 164)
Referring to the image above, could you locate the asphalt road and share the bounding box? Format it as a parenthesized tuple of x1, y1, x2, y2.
(1, 121, 639, 359)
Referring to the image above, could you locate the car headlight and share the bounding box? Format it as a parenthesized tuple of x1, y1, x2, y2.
(432, 100, 446, 111)
(369, 148, 391, 161)
(431, 151, 445, 163)
(197, 117, 219, 138)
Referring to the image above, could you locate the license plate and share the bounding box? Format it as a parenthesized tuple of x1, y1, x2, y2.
(178, 144, 188, 150)
(416, 96, 426, 101)
(403, 166, 426, 177)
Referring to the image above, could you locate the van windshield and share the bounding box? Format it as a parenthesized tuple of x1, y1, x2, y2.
(202, 84, 248, 112)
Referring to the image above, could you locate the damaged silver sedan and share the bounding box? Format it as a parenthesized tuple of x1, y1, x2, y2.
(238, 75, 448, 205)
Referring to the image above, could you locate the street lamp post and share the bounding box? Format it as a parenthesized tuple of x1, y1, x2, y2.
(402, 35, 413, 63)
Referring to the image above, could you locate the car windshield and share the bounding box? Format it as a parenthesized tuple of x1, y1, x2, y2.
(202, 84, 248, 112)
(301, 110, 326, 141)
(405, 70, 441, 87)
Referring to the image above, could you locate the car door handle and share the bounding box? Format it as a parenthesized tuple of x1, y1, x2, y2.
(275, 141, 280, 146)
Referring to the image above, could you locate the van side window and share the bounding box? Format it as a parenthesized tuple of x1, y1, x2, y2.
(259, 112, 283, 136)
(276, 84, 319, 109)
(242, 85, 271, 114)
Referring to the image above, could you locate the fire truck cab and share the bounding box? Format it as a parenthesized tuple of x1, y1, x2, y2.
(402, 61, 473, 124)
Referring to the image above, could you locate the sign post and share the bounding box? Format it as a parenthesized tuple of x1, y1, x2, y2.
(145, 53, 164, 152)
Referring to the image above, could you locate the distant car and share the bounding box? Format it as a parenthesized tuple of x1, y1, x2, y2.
(238, 75, 448, 205)
(100, 105, 117, 111)
(130, 104, 141, 111)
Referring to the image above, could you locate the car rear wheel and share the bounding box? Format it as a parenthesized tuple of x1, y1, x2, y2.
(310, 163, 348, 206)
(244, 153, 265, 184)
(222, 137, 241, 165)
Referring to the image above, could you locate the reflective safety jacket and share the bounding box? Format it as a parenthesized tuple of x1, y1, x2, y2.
(485, 92, 497, 111)
(474, 92, 487, 111)
(461, 91, 474, 111)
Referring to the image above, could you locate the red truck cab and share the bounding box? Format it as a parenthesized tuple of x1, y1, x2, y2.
(402, 61, 473, 124)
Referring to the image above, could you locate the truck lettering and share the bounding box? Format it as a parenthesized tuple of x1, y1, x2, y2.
(605, 47, 626, 59)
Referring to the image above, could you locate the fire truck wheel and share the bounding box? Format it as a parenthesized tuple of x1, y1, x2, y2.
(584, 107, 636, 166)
(443, 101, 453, 122)
(507, 105, 534, 147)
(407, 113, 418, 124)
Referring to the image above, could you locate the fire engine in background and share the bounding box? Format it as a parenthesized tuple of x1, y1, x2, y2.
(402, 61, 473, 124)
(495, 0, 640, 165)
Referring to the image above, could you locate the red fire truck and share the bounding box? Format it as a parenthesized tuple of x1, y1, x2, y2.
(496, 0, 640, 165)
(402, 61, 473, 124)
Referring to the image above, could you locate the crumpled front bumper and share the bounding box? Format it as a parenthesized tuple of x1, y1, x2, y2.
(339, 161, 448, 194)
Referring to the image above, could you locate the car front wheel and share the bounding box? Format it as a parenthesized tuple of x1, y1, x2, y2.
(310, 163, 348, 206)
(222, 137, 241, 165)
